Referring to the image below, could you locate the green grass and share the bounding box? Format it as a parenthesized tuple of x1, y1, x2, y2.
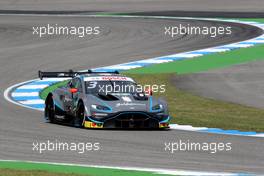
(130, 74, 264, 132)
(40, 80, 69, 100)
(0, 161, 171, 176)
(232, 18, 264, 23)
(0, 169, 87, 176)
(126, 44, 264, 74)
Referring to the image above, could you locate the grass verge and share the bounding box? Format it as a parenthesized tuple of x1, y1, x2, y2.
(0, 161, 171, 176)
(40, 80, 69, 100)
(0, 169, 87, 176)
(131, 74, 264, 132)
(232, 18, 264, 23)
(126, 44, 264, 74)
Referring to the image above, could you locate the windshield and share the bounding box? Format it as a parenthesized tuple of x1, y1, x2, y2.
(85, 81, 139, 94)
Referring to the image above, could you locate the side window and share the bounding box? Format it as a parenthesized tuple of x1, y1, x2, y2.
(70, 79, 76, 88)
(69, 78, 82, 92)
(67, 80, 74, 88)
(73, 78, 82, 92)
(76, 78, 82, 92)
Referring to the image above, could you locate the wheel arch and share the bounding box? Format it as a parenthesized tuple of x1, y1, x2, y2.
(45, 93, 53, 105)
(77, 99, 85, 111)
(45, 93, 65, 115)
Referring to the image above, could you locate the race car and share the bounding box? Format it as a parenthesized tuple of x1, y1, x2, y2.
(39, 70, 170, 129)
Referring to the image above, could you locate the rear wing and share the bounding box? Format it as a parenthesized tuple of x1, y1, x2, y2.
(38, 70, 119, 80)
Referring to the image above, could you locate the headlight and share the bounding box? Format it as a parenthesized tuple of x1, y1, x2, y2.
(91, 104, 111, 112)
(152, 104, 163, 111)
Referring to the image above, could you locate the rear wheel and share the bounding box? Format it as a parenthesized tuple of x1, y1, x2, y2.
(44, 96, 55, 123)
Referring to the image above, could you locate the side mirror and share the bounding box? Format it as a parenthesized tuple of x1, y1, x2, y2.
(70, 88, 78, 94)
(145, 88, 153, 96)
(68, 82, 73, 88)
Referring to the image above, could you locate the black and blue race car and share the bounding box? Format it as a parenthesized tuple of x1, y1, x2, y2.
(39, 70, 170, 129)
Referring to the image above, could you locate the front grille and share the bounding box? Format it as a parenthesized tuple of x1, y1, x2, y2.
(104, 112, 159, 128)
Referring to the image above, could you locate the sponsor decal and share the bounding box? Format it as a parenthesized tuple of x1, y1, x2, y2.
(84, 76, 134, 82)
(115, 103, 145, 107)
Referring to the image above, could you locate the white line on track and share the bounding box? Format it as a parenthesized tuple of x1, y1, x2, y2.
(100, 65, 142, 70)
(136, 59, 173, 63)
(169, 124, 208, 131)
(222, 43, 254, 48)
(196, 48, 230, 52)
(166, 53, 203, 58)
(245, 40, 264, 43)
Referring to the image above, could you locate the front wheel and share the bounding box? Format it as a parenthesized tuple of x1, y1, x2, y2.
(74, 103, 85, 128)
(44, 96, 55, 123)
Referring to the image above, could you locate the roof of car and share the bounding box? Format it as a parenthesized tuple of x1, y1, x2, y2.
(82, 74, 135, 82)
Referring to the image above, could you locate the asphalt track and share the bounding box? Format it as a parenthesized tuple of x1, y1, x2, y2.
(0, 0, 264, 13)
(0, 3, 264, 176)
(174, 61, 264, 109)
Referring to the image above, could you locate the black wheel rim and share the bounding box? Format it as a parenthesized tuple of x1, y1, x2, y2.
(76, 106, 84, 127)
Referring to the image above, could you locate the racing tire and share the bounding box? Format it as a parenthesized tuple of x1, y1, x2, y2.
(74, 103, 85, 128)
(44, 96, 56, 123)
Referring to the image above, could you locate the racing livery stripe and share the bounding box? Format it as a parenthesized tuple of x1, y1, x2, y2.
(83, 76, 134, 82)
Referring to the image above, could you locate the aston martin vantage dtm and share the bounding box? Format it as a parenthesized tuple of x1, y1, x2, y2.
(39, 70, 170, 129)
